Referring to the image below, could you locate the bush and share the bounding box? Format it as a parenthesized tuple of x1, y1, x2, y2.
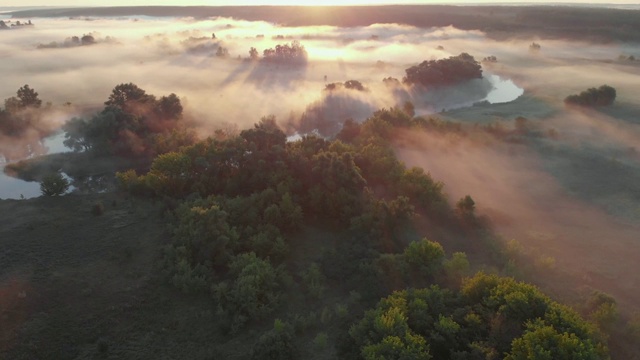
(251, 319, 298, 360)
(313, 332, 329, 350)
(40, 173, 70, 196)
(92, 202, 105, 216)
(214, 253, 284, 328)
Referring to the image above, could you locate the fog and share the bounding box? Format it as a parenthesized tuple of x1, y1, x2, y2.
(392, 39, 640, 313)
(0, 16, 527, 137)
(3, 12, 640, 314)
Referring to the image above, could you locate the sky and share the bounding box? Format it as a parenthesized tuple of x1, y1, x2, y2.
(3, 0, 640, 7)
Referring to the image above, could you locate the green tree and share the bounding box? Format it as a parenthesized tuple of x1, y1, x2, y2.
(40, 173, 70, 196)
(404, 53, 482, 86)
(16, 84, 42, 109)
(143, 151, 193, 197)
(402, 238, 445, 277)
(104, 82, 152, 110)
(251, 320, 298, 360)
(506, 321, 600, 360)
(214, 253, 284, 329)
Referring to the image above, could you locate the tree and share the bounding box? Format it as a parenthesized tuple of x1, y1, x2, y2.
(345, 274, 606, 360)
(262, 41, 308, 65)
(104, 83, 152, 109)
(214, 253, 283, 329)
(344, 80, 366, 91)
(65, 84, 188, 156)
(506, 321, 600, 360)
(156, 93, 183, 121)
(249, 47, 259, 60)
(402, 238, 445, 277)
(81, 34, 96, 45)
(40, 173, 70, 196)
(7, 84, 43, 111)
(216, 46, 230, 58)
(404, 53, 482, 86)
(529, 42, 541, 52)
(564, 85, 616, 107)
(251, 320, 298, 360)
(456, 195, 475, 216)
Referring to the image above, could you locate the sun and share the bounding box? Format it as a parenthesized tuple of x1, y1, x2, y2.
(229, 0, 401, 5)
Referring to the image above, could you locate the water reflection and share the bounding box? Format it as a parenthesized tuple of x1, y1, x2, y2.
(0, 132, 67, 200)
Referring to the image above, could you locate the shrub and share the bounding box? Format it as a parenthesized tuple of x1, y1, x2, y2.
(313, 332, 329, 350)
(40, 173, 70, 196)
(92, 201, 105, 216)
(251, 319, 298, 360)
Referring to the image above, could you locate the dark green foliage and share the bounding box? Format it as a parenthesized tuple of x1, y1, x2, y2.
(63, 83, 189, 156)
(585, 291, 619, 332)
(214, 253, 285, 331)
(251, 320, 298, 360)
(564, 85, 616, 107)
(506, 320, 600, 360)
(308, 150, 366, 223)
(404, 53, 483, 87)
(376, 238, 445, 291)
(40, 173, 70, 196)
(345, 273, 605, 360)
(300, 263, 326, 299)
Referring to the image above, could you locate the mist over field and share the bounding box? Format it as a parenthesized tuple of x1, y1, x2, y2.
(2, 6, 640, 359)
(0, 15, 532, 134)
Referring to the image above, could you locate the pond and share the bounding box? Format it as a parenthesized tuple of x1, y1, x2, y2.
(483, 74, 524, 104)
(0, 132, 68, 200)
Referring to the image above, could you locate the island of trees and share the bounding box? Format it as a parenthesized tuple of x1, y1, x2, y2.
(564, 85, 617, 107)
(403, 53, 483, 87)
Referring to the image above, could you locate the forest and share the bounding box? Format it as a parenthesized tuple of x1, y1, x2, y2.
(1, 82, 618, 359)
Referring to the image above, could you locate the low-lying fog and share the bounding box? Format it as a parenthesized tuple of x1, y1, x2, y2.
(0, 15, 530, 132)
(3, 12, 640, 316)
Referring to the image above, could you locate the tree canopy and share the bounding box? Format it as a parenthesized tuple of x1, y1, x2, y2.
(346, 273, 606, 360)
(63, 83, 191, 157)
(564, 85, 617, 107)
(403, 53, 483, 87)
(262, 41, 308, 65)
